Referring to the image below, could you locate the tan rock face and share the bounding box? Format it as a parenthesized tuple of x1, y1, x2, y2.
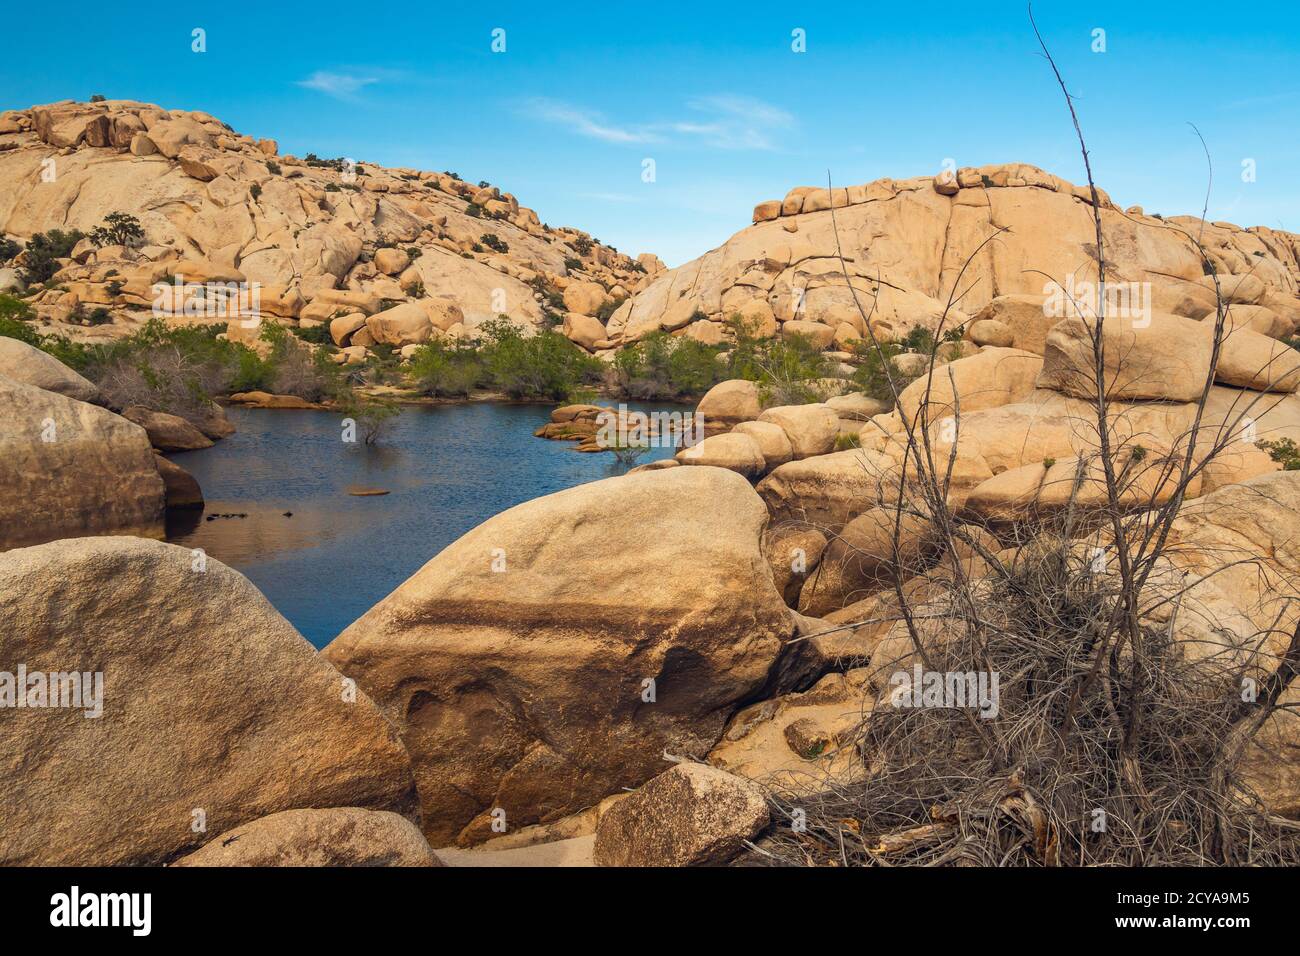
(896, 347, 1043, 424)
(563, 311, 606, 351)
(365, 301, 432, 346)
(757, 403, 840, 459)
(5, 99, 647, 334)
(1211, 325, 1300, 392)
(798, 507, 937, 616)
(708, 669, 872, 795)
(0, 375, 165, 551)
(172, 808, 441, 867)
(153, 453, 203, 509)
(329, 312, 368, 346)
(0, 537, 419, 865)
(0, 337, 99, 403)
(1038, 313, 1214, 402)
(374, 247, 412, 275)
(675, 432, 766, 477)
(1242, 681, 1300, 820)
(618, 163, 1300, 355)
(732, 420, 794, 469)
(563, 280, 612, 316)
(757, 447, 897, 532)
(1165, 471, 1300, 657)
(592, 763, 769, 866)
(696, 378, 762, 428)
(764, 525, 827, 606)
(324, 467, 796, 846)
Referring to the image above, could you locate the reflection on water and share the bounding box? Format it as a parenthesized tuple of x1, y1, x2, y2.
(167, 402, 686, 648)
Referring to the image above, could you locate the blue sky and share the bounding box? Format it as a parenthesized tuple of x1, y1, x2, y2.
(5, 1, 1299, 265)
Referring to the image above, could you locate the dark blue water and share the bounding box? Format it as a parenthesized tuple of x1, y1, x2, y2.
(166, 402, 685, 648)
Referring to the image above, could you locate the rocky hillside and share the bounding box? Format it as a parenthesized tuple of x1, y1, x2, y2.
(0, 99, 662, 345)
(609, 163, 1300, 349)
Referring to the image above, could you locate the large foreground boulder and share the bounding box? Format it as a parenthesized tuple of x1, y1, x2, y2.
(592, 763, 770, 866)
(173, 808, 442, 867)
(0, 374, 165, 551)
(0, 537, 419, 865)
(325, 467, 796, 845)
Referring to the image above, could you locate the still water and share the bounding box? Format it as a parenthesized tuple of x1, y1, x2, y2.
(166, 402, 685, 648)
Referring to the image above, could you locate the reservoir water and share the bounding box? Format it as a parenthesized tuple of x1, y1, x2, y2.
(166, 402, 685, 648)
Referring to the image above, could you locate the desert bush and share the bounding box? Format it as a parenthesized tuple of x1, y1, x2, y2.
(595, 296, 625, 324)
(0, 238, 20, 262)
(0, 317, 42, 346)
(0, 293, 35, 323)
(18, 229, 84, 285)
(477, 318, 602, 400)
(724, 320, 830, 405)
(337, 392, 399, 446)
(609, 331, 723, 400)
(409, 338, 486, 398)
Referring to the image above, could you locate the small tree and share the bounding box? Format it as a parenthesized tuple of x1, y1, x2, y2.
(88, 212, 145, 249)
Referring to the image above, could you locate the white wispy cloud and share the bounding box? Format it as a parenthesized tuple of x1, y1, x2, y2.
(523, 99, 659, 144)
(523, 94, 795, 151)
(676, 94, 795, 149)
(296, 71, 377, 99)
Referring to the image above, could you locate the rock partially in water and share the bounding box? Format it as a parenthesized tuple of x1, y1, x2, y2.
(0, 373, 165, 550)
(325, 466, 797, 846)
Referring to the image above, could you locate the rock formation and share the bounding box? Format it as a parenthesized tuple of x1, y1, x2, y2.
(0, 99, 654, 356)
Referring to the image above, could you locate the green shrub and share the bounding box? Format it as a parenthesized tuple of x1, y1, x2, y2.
(477, 318, 602, 400)
(1259, 438, 1300, 471)
(0, 293, 35, 323)
(337, 392, 399, 445)
(408, 338, 486, 398)
(465, 202, 484, 218)
(723, 319, 830, 406)
(611, 331, 724, 400)
(265, 161, 281, 175)
(0, 317, 41, 346)
(572, 237, 592, 256)
(0, 238, 20, 263)
(480, 233, 508, 254)
(848, 326, 963, 405)
(291, 322, 333, 345)
(595, 296, 625, 324)
(90, 94, 107, 103)
(18, 229, 84, 285)
(250, 184, 262, 200)
(564, 257, 581, 272)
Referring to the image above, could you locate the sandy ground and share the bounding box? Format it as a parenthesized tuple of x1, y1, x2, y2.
(436, 834, 595, 867)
